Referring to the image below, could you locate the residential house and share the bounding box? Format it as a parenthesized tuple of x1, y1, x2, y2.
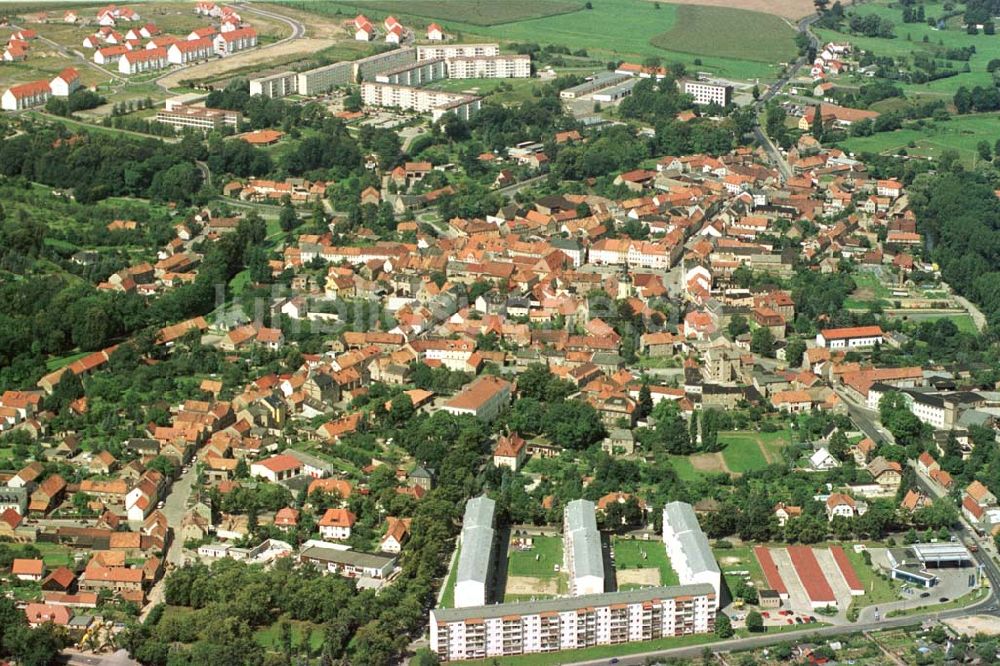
(318, 508, 356, 541)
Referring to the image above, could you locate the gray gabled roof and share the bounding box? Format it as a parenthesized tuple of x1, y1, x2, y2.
(455, 496, 496, 588)
(564, 499, 604, 582)
(663, 501, 719, 578)
(663, 501, 701, 535)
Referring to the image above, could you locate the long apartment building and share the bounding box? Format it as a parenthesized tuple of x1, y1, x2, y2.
(446, 54, 531, 79)
(417, 43, 500, 60)
(360, 81, 481, 120)
(563, 499, 604, 596)
(662, 501, 721, 608)
(453, 495, 496, 608)
(250, 71, 299, 98)
(430, 584, 717, 661)
(154, 105, 242, 132)
(250, 48, 418, 98)
(375, 57, 447, 86)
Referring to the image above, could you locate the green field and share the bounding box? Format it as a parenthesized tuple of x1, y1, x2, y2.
(305, 0, 584, 26)
(838, 544, 900, 609)
(719, 429, 790, 474)
(667, 454, 702, 481)
(649, 4, 797, 63)
(613, 537, 679, 588)
(713, 545, 765, 588)
(507, 535, 562, 579)
(838, 113, 1000, 167)
(289, 0, 793, 80)
(815, 0, 1000, 97)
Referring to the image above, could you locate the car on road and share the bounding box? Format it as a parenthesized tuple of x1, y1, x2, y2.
(920, 592, 930, 598)
(157, 500, 165, 509)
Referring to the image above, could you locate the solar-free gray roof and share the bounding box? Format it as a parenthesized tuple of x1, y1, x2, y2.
(300, 545, 396, 569)
(463, 495, 496, 530)
(565, 499, 598, 534)
(663, 501, 701, 536)
(455, 496, 497, 587)
(432, 583, 715, 622)
(565, 499, 604, 583)
(677, 531, 720, 576)
(456, 524, 494, 584)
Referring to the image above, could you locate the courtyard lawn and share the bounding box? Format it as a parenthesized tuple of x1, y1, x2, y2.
(508, 535, 563, 579)
(613, 537, 679, 587)
(713, 545, 765, 589)
(32, 542, 75, 568)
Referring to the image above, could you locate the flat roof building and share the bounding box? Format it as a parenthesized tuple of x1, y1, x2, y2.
(417, 43, 499, 61)
(563, 499, 605, 596)
(430, 583, 716, 661)
(250, 71, 298, 98)
(299, 544, 396, 579)
(154, 105, 242, 132)
(454, 495, 496, 608)
(683, 80, 733, 106)
(662, 501, 721, 608)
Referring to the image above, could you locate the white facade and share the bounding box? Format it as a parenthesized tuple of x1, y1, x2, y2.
(250, 71, 299, 98)
(119, 48, 168, 75)
(214, 28, 257, 57)
(430, 585, 715, 661)
(662, 502, 721, 609)
(417, 43, 499, 60)
(319, 524, 351, 541)
(167, 38, 213, 64)
(816, 327, 884, 349)
(683, 80, 732, 106)
(49, 72, 81, 97)
(446, 55, 531, 79)
(360, 81, 482, 121)
(2, 83, 51, 111)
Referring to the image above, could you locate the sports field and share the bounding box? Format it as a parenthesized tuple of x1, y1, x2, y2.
(838, 113, 1000, 167)
(815, 0, 1000, 97)
(289, 0, 797, 80)
(613, 537, 679, 588)
(649, 5, 797, 63)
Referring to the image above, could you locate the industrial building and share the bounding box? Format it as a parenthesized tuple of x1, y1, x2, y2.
(453, 495, 496, 608)
(563, 499, 605, 596)
(559, 72, 631, 99)
(662, 501, 721, 608)
(430, 584, 717, 661)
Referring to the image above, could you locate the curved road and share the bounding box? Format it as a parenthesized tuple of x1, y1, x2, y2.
(153, 2, 307, 94)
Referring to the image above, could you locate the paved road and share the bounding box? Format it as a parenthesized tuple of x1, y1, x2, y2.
(751, 13, 821, 181)
(58, 650, 139, 666)
(139, 467, 198, 620)
(497, 174, 547, 199)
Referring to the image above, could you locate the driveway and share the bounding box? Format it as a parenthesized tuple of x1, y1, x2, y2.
(140, 466, 198, 619)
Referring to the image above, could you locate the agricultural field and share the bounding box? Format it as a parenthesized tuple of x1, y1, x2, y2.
(296, 0, 585, 26)
(645, 0, 815, 20)
(649, 5, 797, 64)
(612, 536, 679, 589)
(814, 0, 1000, 97)
(838, 113, 1000, 167)
(285, 0, 797, 81)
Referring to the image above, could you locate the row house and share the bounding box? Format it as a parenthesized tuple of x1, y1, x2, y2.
(214, 27, 257, 57)
(119, 47, 168, 75)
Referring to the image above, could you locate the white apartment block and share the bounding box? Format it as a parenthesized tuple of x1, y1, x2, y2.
(446, 55, 531, 79)
(563, 499, 605, 596)
(297, 62, 353, 95)
(167, 37, 213, 65)
(430, 585, 716, 661)
(414, 339, 475, 371)
(376, 58, 448, 86)
(353, 47, 417, 82)
(662, 502, 722, 608)
(250, 71, 299, 98)
(214, 27, 257, 57)
(154, 105, 242, 132)
(417, 43, 500, 60)
(454, 496, 495, 608)
(1, 80, 51, 111)
(360, 82, 482, 121)
(119, 47, 168, 75)
(683, 80, 733, 106)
